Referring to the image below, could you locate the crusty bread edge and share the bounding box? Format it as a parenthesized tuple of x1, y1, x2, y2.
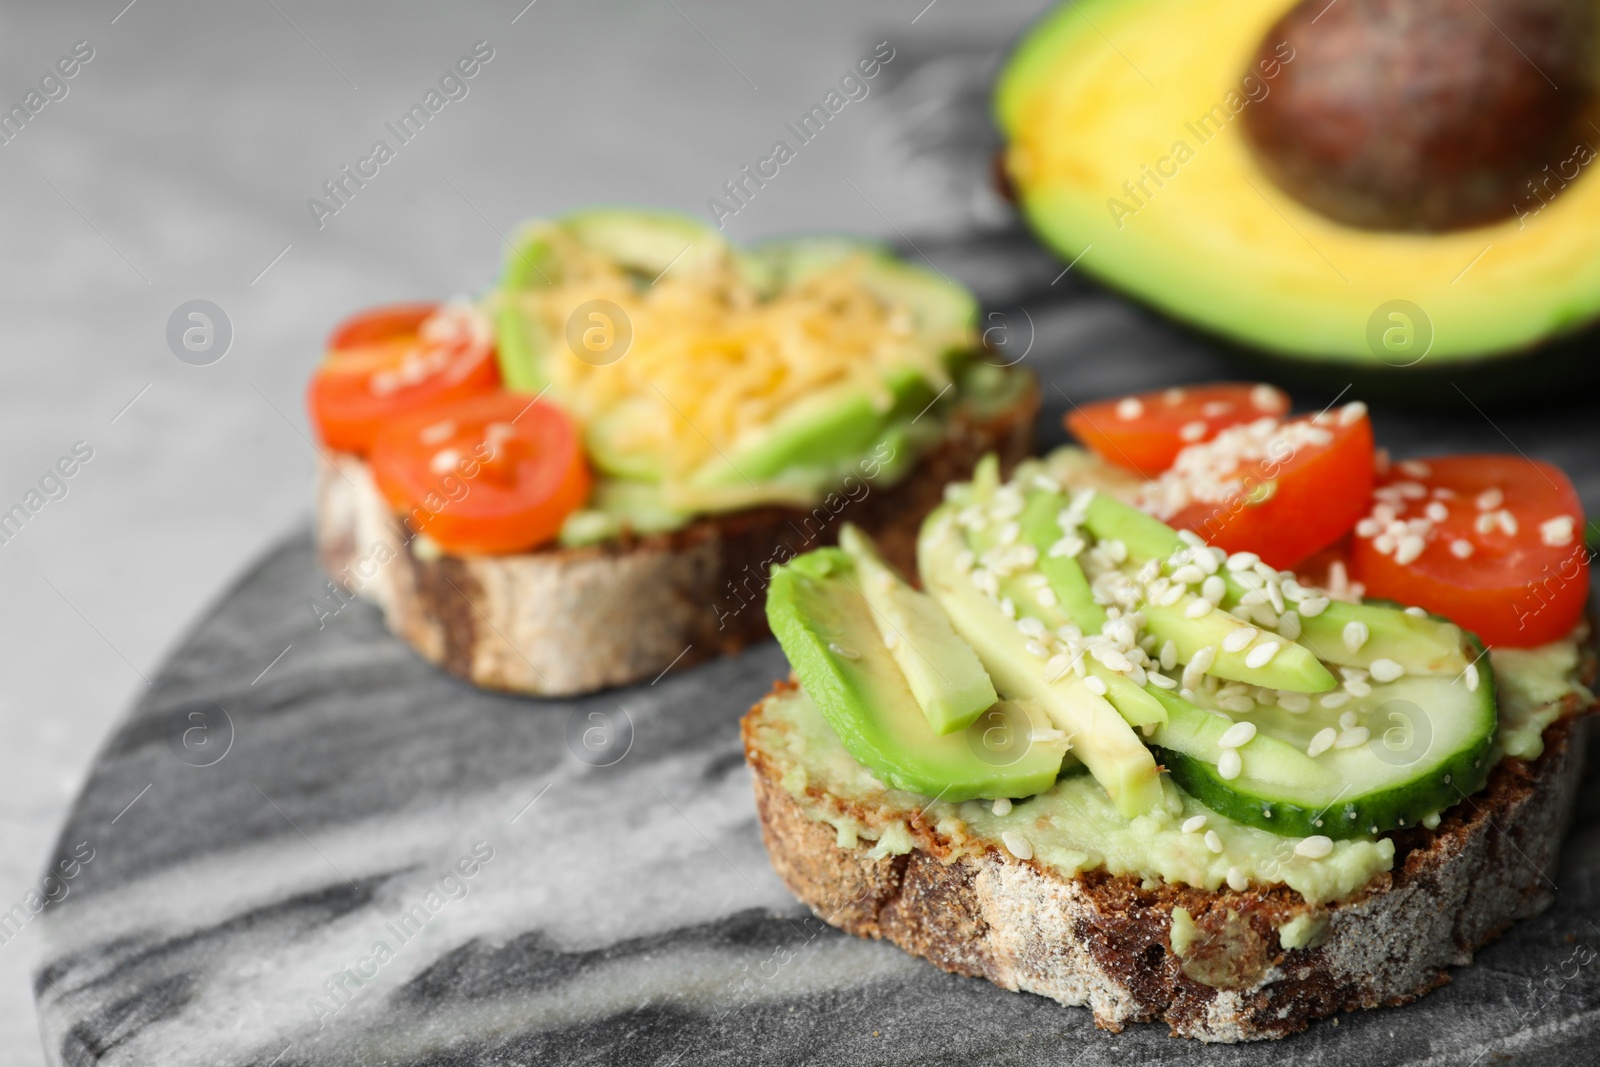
(742, 676, 1597, 1042)
(313, 381, 1038, 696)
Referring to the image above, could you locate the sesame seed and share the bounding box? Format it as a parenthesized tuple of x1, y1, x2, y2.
(1355, 518, 1381, 538)
(429, 448, 462, 475)
(1170, 564, 1206, 586)
(1344, 679, 1372, 698)
(1083, 675, 1108, 696)
(1343, 621, 1369, 653)
(1179, 420, 1208, 442)
(1183, 814, 1207, 833)
(1450, 539, 1475, 559)
(1338, 401, 1368, 426)
(1190, 645, 1218, 674)
(1160, 640, 1178, 671)
(1541, 515, 1576, 546)
(1219, 721, 1257, 749)
(999, 597, 1015, 618)
(1369, 658, 1405, 683)
(1404, 606, 1427, 617)
(998, 521, 1021, 545)
(1221, 627, 1257, 653)
(1425, 501, 1449, 523)
(1226, 866, 1248, 891)
(1218, 695, 1255, 714)
(1294, 835, 1334, 859)
(1278, 692, 1311, 713)
(992, 797, 1013, 816)
(1217, 748, 1243, 779)
(1201, 575, 1227, 605)
(1251, 384, 1282, 412)
(1496, 510, 1518, 536)
(1476, 487, 1504, 511)
(1205, 829, 1224, 853)
(1148, 671, 1178, 690)
(883, 630, 899, 650)
(1001, 831, 1033, 860)
(1116, 396, 1144, 420)
(1339, 710, 1358, 730)
(1157, 582, 1187, 607)
(1320, 691, 1351, 709)
(1044, 654, 1074, 682)
(1164, 387, 1186, 405)
(1465, 662, 1480, 691)
(1298, 596, 1330, 617)
(1037, 587, 1058, 608)
(1307, 728, 1337, 757)
(1025, 640, 1051, 659)
(419, 420, 457, 445)
(1335, 726, 1371, 749)
(1245, 642, 1281, 669)
(827, 643, 860, 660)
(1017, 616, 1048, 639)
(1226, 551, 1260, 572)
(1399, 460, 1431, 478)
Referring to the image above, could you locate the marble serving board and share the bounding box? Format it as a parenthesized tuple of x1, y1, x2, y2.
(31, 246, 1600, 1064)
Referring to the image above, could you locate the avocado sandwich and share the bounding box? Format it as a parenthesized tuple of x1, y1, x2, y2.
(308, 208, 1034, 695)
(741, 390, 1595, 1040)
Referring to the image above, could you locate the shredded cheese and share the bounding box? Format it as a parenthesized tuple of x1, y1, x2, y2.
(506, 230, 966, 481)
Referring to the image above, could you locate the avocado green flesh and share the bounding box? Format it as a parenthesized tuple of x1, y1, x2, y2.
(838, 524, 998, 736)
(918, 507, 1165, 818)
(995, 0, 1600, 365)
(492, 208, 977, 508)
(764, 549, 1067, 801)
(1080, 491, 1460, 677)
(1079, 493, 1335, 691)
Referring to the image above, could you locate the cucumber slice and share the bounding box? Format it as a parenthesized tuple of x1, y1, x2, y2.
(1156, 640, 1496, 839)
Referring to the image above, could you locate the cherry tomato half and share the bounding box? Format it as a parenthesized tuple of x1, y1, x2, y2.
(1349, 455, 1589, 647)
(370, 393, 591, 555)
(1067, 383, 1291, 478)
(1165, 405, 1376, 571)
(308, 302, 500, 455)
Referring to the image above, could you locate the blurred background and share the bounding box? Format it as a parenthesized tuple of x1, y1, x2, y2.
(6, 1, 1599, 1062)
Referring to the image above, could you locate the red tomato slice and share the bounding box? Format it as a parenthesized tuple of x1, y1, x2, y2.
(1066, 383, 1290, 477)
(308, 303, 500, 455)
(370, 393, 591, 555)
(1159, 405, 1376, 571)
(1349, 455, 1589, 647)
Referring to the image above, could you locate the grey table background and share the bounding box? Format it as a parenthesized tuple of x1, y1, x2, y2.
(6, 1, 1600, 1064)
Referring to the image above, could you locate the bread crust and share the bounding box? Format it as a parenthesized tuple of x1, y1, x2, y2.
(313, 382, 1038, 695)
(742, 673, 1597, 1041)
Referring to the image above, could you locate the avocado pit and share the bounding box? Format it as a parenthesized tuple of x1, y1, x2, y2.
(1242, 0, 1598, 231)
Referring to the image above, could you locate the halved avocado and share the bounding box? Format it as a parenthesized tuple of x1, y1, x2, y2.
(995, 0, 1600, 401)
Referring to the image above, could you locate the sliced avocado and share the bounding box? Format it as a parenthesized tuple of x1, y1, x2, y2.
(918, 505, 1164, 818)
(996, 0, 1600, 390)
(1079, 493, 1336, 692)
(838, 524, 998, 736)
(686, 369, 935, 490)
(1293, 601, 1469, 676)
(1016, 488, 1105, 630)
(765, 548, 1067, 801)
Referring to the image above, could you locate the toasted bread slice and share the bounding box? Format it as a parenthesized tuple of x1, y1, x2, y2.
(741, 649, 1597, 1042)
(313, 380, 1038, 695)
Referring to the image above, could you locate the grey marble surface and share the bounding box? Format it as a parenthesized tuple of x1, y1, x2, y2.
(12, 0, 1600, 1064)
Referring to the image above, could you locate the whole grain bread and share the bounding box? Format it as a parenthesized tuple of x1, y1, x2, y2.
(313, 381, 1037, 695)
(741, 663, 1597, 1042)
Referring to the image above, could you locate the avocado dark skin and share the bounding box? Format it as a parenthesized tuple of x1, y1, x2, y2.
(1242, 0, 1598, 232)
